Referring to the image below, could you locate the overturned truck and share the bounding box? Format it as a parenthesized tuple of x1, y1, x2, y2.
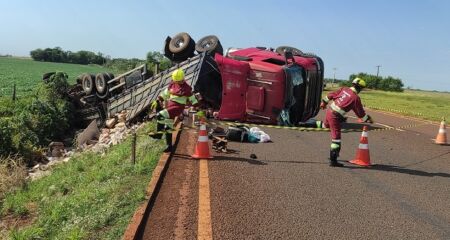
(63, 32, 325, 126)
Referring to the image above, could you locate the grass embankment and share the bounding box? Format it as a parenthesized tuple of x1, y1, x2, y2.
(0, 57, 111, 98)
(0, 122, 164, 239)
(324, 87, 450, 122)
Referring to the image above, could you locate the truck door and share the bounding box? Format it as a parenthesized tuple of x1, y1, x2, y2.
(215, 54, 249, 121)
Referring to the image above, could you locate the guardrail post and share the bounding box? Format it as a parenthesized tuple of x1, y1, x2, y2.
(12, 83, 16, 101)
(131, 130, 136, 164)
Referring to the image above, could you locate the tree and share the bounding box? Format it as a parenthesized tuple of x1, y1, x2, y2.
(346, 72, 404, 92)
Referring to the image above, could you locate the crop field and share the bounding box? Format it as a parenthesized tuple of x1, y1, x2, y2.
(0, 57, 111, 98)
(324, 87, 450, 122)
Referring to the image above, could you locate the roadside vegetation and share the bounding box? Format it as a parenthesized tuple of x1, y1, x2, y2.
(360, 89, 450, 121)
(0, 122, 164, 239)
(30, 47, 106, 65)
(339, 72, 404, 92)
(0, 73, 76, 165)
(0, 57, 110, 98)
(324, 87, 450, 122)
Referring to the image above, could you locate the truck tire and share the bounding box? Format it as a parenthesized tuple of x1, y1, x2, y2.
(300, 52, 318, 58)
(82, 74, 96, 95)
(169, 32, 194, 53)
(195, 35, 223, 56)
(276, 46, 303, 56)
(106, 72, 115, 80)
(95, 73, 108, 94)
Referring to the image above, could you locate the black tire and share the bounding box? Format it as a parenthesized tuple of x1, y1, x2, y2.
(106, 72, 114, 80)
(169, 32, 194, 53)
(301, 52, 318, 58)
(95, 73, 108, 94)
(276, 46, 303, 56)
(195, 35, 224, 56)
(82, 74, 96, 95)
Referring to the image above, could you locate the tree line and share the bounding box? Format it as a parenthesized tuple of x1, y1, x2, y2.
(30, 47, 107, 65)
(341, 73, 404, 92)
(29, 47, 172, 75)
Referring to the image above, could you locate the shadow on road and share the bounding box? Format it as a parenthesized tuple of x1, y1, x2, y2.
(343, 162, 450, 178)
(212, 156, 268, 165)
(342, 122, 384, 131)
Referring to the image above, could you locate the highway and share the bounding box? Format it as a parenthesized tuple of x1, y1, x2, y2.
(138, 109, 450, 239)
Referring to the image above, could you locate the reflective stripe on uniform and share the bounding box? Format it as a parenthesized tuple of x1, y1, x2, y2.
(331, 143, 341, 149)
(322, 96, 330, 103)
(169, 94, 188, 104)
(330, 102, 347, 116)
(160, 88, 170, 100)
(189, 95, 198, 105)
(159, 109, 170, 119)
(316, 121, 323, 128)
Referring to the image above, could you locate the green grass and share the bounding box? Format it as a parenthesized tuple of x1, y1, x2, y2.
(324, 88, 450, 122)
(0, 57, 111, 98)
(0, 122, 165, 240)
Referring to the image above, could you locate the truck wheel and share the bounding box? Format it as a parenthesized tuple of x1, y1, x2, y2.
(301, 52, 318, 58)
(169, 32, 194, 53)
(276, 46, 303, 56)
(196, 35, 224, 56)
(82, 74, 96, 95)
(95, 73, 109, 94)
(106, 72, 115, 80)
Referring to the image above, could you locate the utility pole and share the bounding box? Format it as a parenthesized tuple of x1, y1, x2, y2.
(333, 68, 337, 87)
(376, 65, 381, 77)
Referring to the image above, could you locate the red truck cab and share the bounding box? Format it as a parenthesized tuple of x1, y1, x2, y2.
(215, 47, 324, 125)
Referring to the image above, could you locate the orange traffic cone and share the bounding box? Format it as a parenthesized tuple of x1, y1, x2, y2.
(435, 118, 447, 145)
(191, 122, 213, 159)
(349, 126, 372, 166)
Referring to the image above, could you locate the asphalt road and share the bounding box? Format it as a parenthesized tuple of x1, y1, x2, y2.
(140, 109, 450, 240)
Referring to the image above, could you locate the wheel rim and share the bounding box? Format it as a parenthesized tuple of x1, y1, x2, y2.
(97, 79, 104, 89)
(85, 79, 91, 88)
(175, 39, 185, 48)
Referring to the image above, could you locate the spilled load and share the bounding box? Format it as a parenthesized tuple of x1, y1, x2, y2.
(48, 32, 325, 127)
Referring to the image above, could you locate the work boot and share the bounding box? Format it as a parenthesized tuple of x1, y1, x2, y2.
(150, 123, 164, 139)
(163, 133, 173, 153)
(329, 149, 343, 167)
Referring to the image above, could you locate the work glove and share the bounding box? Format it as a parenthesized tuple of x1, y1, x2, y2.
(365, 115, 374, 124)
(196, 110, 206, 119)
(150, 100, 159, 111)
(320, 101, 327, 110)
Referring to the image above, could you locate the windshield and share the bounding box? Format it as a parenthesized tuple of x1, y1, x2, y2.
(279, 64, 305, 126)
(286, 65, 304, 86)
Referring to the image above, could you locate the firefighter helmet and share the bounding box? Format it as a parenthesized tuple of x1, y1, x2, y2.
(172, 69, 185, 82)
(352, 78, 367, 88)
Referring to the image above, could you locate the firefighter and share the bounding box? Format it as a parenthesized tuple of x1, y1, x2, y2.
(320, 77, 373, 167)
(151, 68, 198, 152)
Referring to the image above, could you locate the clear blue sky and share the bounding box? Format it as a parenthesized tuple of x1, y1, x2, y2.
(1, 0, 449, 91)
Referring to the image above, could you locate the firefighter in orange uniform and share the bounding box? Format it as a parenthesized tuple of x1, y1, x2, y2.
(320, 78, 373, 167)
(151, 68, 198, 152)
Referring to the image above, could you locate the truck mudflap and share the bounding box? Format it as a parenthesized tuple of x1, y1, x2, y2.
(215, 54, 249, 121)
(107, 53, 211, 123)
